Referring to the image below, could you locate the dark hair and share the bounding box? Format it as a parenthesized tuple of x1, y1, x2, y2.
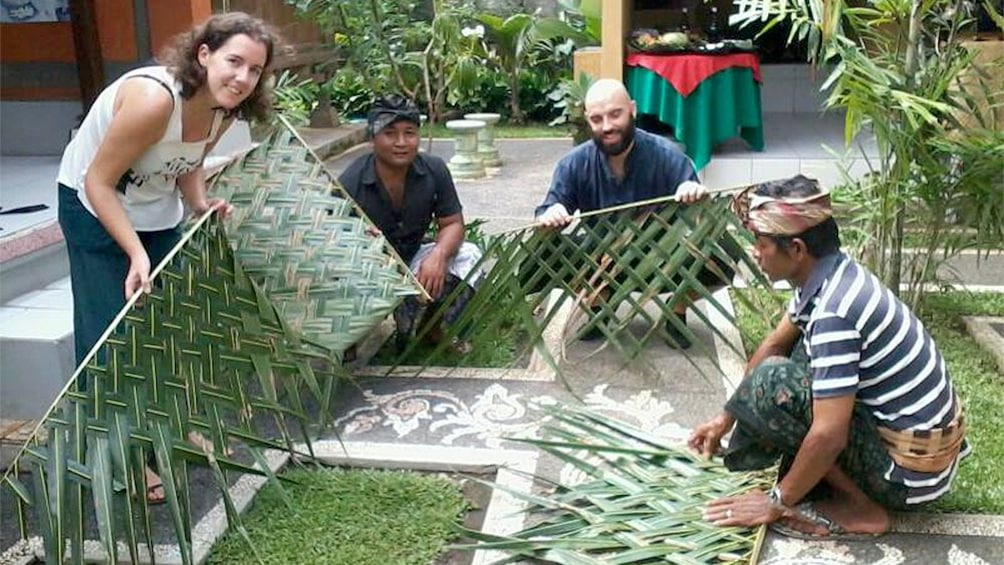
(753, 174, 841, 259)
(158, 12, 281, 122)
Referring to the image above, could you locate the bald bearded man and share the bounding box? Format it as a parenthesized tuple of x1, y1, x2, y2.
(533, 79, 732, 347)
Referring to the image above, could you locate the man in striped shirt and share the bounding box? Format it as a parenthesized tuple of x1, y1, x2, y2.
(688, 175, 968, 539)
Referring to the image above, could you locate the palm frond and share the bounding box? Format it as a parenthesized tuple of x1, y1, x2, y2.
(456, 406, 775, 564)
(1, 117, 419, 563)
(384, 192, 767, 385)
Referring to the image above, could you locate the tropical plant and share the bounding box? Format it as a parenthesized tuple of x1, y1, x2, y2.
(555, 0, 602, 44)
(0, 119, 418, 564)
(477, 10, 595, 123)
(420, 0, 492, 122)
(325, 67, 383, 120)
(548, 72, 596, 144)
(285, 0, 427, 100)
(272, 68, 320, 126)
(456, 406, 775, 563)
(731, 1, 1004, 308)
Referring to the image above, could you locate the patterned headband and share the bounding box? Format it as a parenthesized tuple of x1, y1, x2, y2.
(733, 188, 833, 236)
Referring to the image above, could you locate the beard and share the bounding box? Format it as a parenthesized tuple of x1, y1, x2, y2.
(592, 121, 636, 156)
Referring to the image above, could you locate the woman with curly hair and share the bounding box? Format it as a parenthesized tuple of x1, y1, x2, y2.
(56, 12, 280, 503)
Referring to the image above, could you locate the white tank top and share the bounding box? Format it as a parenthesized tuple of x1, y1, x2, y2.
(57, 66, 225, 231)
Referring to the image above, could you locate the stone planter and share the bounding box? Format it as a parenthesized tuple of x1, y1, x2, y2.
(463, 112, 503, 169)
(446, 119, 487, 179)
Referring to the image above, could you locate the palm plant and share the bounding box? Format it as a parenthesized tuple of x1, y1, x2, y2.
(0, 119, 418, 564)
(478, 11, 596, 123)
(731, 0, 1004, 308)
(548, 72, 596, 144)
(272, 69, 320, 126)
(456, 406, 775, 563)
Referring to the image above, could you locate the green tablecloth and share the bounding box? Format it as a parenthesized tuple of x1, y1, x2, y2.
(625, 65, 764, 170)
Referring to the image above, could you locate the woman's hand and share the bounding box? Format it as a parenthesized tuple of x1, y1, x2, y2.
(192, 197, 233, 220)
(124, 250, 152, 300)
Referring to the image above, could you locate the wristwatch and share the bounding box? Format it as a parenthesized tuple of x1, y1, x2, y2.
(767, 486, 787, 510)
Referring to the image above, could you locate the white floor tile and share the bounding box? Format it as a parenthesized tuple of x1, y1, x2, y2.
(751, 159, 801, 183)
(760, 79, 795, 114)
(0, 156, 60, 235)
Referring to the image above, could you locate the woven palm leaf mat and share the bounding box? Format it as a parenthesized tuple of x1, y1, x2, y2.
(0, 212, 355, 563)
(0, 120, 422, 564)
(209, 122, 418, 355)
(385, 193, 765, 383)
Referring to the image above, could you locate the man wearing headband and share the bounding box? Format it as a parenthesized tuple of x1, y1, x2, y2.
(689, 175, 968, 540)
(339, 95, 483, 351)
(532, 78, 728, 348)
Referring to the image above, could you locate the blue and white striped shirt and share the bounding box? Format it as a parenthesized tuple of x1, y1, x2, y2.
(789, 252, 969, 504)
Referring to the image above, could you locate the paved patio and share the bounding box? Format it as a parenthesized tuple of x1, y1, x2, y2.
(1, 122, 1003, 564)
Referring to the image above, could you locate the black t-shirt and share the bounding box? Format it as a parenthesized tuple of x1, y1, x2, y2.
(338, 152, 462, 264)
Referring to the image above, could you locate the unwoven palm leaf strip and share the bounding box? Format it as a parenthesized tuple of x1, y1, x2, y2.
(456, 406, 775, 564)
(208, 117, 419, 356)
(394, 195, 764, 381)
(1, 216, 345, 565)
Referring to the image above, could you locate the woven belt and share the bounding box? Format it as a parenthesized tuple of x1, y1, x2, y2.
(878, 405, 966, 474)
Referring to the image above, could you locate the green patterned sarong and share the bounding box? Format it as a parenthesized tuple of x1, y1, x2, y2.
(722, 347, 911, 510)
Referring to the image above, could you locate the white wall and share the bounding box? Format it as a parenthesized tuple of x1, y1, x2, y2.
(1, 101, 82, 156)
(760, 64, 834, 114)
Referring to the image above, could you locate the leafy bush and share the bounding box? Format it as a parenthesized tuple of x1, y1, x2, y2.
(732, 1, 1004, 309)
(327, 67, 383, 120)
(548, 72, 595, 145)
(272, 69, 320, 126)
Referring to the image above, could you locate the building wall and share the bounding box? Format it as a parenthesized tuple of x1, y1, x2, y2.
(0, 0, 215, 155)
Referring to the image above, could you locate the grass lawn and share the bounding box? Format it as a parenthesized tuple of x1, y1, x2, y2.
(421, 121, 569, 139)
(370, 325, 526, 368)
(206, 467, 467, 565)
(730, 288, 1004, 515)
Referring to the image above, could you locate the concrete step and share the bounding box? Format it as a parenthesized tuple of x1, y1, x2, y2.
(0, 276, 75, 421)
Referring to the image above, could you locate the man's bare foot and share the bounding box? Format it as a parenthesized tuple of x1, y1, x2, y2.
(814, 497, 890, 535)
(777, 498, 889, 538)
(188, 430, 234, 457)
(144, 466, 165, 504)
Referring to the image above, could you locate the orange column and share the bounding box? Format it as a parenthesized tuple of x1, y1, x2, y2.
(147, 0, 212, 56)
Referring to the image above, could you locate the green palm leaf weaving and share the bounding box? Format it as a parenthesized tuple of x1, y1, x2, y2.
(456, 406, 774, 564)
(0, 119, 419, 564)
(389, 193, 765, 381)
(210, 122, 420, 355)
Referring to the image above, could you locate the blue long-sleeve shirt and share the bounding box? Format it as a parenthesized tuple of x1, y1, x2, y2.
(535, 128, 698, 217)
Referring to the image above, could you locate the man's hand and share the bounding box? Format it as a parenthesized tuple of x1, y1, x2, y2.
(676, 181, 709, 204)
(124, 250, 152, 300)
(536, 203, 574, 229)
(416, 248, 448, 299)
(687, 412, 735, 458)
(703, 490, 785, 527)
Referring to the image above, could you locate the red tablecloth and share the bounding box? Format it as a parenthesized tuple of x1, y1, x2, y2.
(625, 52, 762, 97)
